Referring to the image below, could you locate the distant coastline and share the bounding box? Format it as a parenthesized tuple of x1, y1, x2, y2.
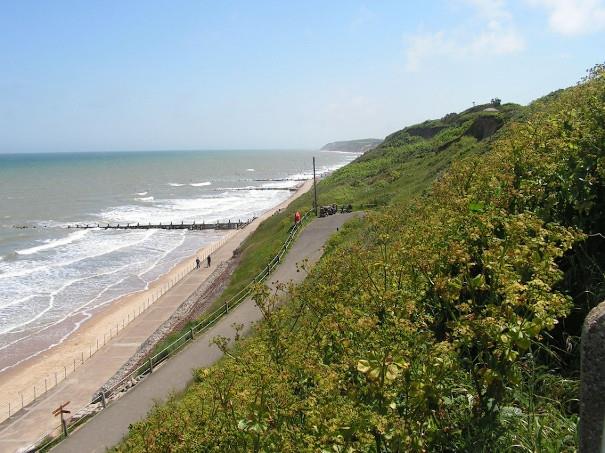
(320, 138, 382, 153)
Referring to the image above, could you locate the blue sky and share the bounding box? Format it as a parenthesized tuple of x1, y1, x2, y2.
(0, 0, 603, 152)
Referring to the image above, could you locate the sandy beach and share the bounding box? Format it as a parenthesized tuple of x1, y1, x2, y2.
(0, 180, 312, 431)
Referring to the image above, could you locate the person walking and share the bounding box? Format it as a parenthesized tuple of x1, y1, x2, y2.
(195, 257, 201, 269)
(207, 255, 211, 267)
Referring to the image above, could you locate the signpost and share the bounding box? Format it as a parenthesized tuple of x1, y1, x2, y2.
(52, 401, 71, 437)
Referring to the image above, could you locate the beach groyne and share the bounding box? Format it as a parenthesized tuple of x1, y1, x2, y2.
(67, 219, 254, 231)
(12, 219, 255, 231)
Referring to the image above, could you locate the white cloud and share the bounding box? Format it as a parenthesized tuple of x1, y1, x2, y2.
(528, 0, 605, 35)
(405, 1, 524, 71)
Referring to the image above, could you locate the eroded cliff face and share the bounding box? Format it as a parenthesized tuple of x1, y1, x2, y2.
(405, 125, 448, 139)
(464, 115, 505, 140)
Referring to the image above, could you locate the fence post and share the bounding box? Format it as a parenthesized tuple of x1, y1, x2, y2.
(149, 357, 154, 373)
(101, 391, 107, 408)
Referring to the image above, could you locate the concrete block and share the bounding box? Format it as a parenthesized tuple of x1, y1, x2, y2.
(581, 300, 605, 453)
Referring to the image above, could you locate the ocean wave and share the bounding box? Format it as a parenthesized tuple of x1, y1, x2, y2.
(0, 229, 157, 280)
(135, 196, 155, 202)
(136, 191, 148, 196)
(168, 183, 185, 187)
(246, 168, 255, 172)
(189, 182, 211, 187)
(219, 185, 257, 191)
(15, 230, 90, 256)
(286, 171, 313, 180)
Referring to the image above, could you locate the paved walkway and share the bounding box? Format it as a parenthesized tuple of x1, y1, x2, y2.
(54, 213, 356, 453)
(0, 184, 313, 453)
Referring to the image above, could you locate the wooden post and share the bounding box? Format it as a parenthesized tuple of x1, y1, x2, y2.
(313, 156, 318, 216)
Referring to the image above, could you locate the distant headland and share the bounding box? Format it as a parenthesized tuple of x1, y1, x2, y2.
(320, 138, 382, 153)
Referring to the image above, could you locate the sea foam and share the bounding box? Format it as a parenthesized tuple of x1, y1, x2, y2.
(15, 230, 90, 256)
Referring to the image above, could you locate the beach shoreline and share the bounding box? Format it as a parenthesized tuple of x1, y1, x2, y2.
(0, 180, 313, 424)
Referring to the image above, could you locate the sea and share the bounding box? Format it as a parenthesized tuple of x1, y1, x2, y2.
(0, 149, 357, 374)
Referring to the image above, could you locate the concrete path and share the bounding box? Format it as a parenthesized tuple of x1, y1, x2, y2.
(54, 213, 356, 453)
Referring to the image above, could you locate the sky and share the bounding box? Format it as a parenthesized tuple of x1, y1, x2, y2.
(0, 0, 604, 153)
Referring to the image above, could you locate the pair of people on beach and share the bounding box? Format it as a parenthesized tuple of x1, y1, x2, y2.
(195, 255, 211, 269)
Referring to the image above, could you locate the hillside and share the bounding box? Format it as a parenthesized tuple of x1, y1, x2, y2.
(115, 65, 605, 452)
(320, 138, 382, 153)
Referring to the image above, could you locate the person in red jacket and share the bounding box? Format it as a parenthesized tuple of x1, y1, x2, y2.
(294, 211, 301, 224)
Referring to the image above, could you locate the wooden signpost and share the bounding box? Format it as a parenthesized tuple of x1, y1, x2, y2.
(52, 401, 71, 437)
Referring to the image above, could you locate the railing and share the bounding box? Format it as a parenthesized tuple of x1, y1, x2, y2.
(0, 229, 239, 426)
(31, 209, 314, 452)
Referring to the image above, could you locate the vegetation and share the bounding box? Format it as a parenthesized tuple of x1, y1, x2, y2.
(115, 65, 605, 451)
